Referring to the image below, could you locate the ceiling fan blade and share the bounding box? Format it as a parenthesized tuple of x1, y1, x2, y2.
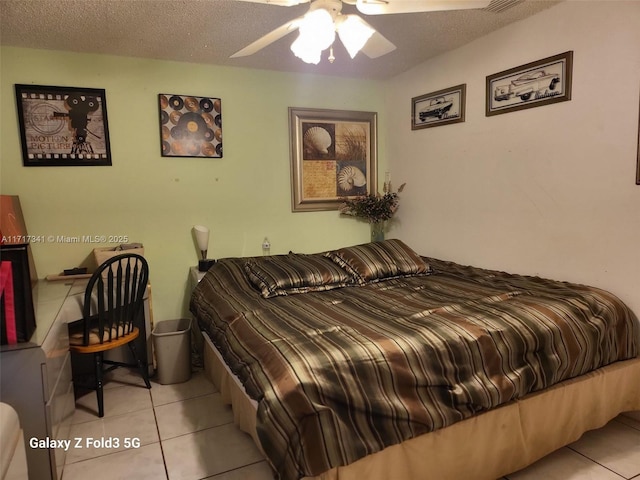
(232, 0, 309, 6)
(337, 15, 396, 58)
(355, 0, 491, 15)
(360, 30, 397, 58)
(230, 19, 302, 57)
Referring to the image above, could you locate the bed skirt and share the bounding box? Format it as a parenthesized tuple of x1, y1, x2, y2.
(202, 331, 640, 480)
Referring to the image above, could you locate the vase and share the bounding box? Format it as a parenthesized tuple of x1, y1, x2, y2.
(370, 222, 385, 242)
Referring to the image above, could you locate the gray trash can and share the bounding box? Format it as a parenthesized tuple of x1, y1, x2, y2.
(152, 318, 192, 384)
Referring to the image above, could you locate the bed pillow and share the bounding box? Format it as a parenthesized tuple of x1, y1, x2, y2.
(324, 239, 431, 283)
(244, 253, 354, 298)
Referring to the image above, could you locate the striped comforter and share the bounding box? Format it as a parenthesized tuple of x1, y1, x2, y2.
(190, 256, 638, 480)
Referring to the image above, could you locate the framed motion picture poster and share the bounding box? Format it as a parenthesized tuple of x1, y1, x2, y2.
(486, 51, 573, 117)
(289, 107, 377, 212)
(159, 94, 222, 158)
(411, 84, 466, 130)
(15, 84, 111, 166)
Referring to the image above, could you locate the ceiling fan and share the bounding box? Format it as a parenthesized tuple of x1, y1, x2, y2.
(231, 0, 491, 64)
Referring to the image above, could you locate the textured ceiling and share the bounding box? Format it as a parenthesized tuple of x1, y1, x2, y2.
(0, 0, 560, 79)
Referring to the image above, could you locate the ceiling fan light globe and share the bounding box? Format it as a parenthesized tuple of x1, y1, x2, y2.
(290, 33, 323, 64)
(337, 15, 374, 58)
(299, 8, 336, 51)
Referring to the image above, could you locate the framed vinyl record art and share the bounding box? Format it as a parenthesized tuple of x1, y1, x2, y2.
(159, 94, 222, 158)
(15, 84, 112, 166)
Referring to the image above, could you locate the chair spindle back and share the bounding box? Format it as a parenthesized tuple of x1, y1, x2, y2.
(81, 254, 148, 346)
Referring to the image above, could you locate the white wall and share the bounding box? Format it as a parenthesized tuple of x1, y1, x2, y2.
(386, 1, 640, 314)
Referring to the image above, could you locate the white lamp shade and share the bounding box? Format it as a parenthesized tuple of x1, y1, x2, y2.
(193, 225, 210, 258)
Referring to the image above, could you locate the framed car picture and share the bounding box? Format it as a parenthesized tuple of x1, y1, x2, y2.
(486, 51, 573, 117)
(411, 84, 466, 130)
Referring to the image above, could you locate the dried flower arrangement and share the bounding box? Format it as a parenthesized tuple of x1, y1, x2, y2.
(339, 183, 406, 224)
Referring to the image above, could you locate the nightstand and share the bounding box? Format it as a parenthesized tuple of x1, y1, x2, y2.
(188, 266, 208, 367)
(189, 266, 207, 291)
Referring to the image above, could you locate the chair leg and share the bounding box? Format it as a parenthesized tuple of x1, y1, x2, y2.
(95, 351, 105, 418)
(128, 341, 151, 389)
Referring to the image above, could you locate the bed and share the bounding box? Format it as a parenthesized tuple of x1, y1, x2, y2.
(189, 239, 640, 480)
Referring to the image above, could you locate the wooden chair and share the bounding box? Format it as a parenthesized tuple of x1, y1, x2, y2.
(69, 253, 151, 417)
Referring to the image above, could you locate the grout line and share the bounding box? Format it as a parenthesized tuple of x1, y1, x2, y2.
(70, 382, 154, 425)
(197, 459, 269, 480)
(565, 446, 627, 479)
(151, 400, 171, 480)
(64, 391, 157, 465)
(62, 440, 162, 466)
(151, 389, 220, 408)
(158, 420, 236, 443)
(64, 373, 225, 479)
(613, 416, 640, 433)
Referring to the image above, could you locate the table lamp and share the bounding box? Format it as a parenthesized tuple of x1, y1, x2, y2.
(193, 225, 216, 272)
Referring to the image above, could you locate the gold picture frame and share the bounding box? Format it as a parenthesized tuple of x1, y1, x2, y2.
(289, 107, 377, 212)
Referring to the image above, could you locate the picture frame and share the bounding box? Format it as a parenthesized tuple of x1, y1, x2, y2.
(159, 94, 222, 158)
(411, 84, 466, 130)
(289, 107, 377, 212)
(486, 51, 573, 117)
(15, 84, 112, 166)
(636, 94, 640, 185)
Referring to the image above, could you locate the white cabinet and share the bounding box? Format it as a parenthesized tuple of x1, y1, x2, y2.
(1, 277, 154, 479)
(0, 280, 76, 480)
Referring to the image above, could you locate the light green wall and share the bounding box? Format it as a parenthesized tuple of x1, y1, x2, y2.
(0, 46, 387, 320)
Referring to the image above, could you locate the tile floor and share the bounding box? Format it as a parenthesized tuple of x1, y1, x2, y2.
(62, 367, 640, 480)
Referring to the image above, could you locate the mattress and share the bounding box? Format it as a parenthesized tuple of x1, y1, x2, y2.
(190, 243, 639, 480)
(202, 332, 640, 480)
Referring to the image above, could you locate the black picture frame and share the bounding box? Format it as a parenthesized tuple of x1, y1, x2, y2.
(411, 84, 466, 130)
(15, 84, 112, 166)
(159, 94, 222, 158)
(486, 51, 573, 117)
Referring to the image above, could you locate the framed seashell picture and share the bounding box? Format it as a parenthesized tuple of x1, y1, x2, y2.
(158, 93, 222, 157)
(289, 107, 377, 212)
